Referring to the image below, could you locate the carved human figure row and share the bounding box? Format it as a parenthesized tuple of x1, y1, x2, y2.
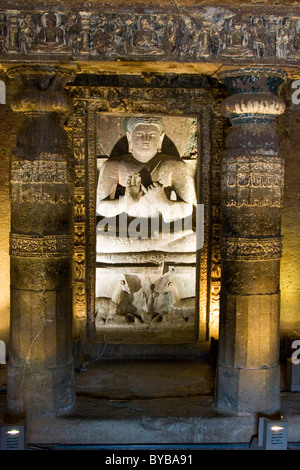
(1, 11, 300, 60)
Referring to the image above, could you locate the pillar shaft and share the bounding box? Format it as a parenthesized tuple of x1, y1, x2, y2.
(216, 69, 286, 414)
(7, 66, 76, 417)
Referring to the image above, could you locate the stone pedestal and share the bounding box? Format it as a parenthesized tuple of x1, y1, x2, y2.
(215, 68, 286, 414)
(6, 65, 76, 417)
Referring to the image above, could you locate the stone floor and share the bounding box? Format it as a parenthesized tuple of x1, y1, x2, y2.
(0, 357, 300, 448)
(75, 358, 215, 400)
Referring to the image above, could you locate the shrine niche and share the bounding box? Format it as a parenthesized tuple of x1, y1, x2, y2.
(66, 75, 224, 344)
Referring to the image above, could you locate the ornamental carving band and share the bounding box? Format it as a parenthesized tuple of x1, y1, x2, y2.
(1, 10, 300, 64)
(10, 233, 73, 257)
(223, 198, 282, 208)
(10, 185, 73, 204)
(11, 159, 71, 183)
(221, 236, 282, 260)
(223, 174, 284, 189)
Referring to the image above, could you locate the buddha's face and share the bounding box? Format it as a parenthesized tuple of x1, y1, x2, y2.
(127, 123, 164, 163)
(232, 18, 242, 30)
(46, 14, 57, 27)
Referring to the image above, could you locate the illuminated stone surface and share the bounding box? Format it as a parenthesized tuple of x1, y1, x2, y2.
(0, 0, 298, 443)
(215, 68, 286, 414)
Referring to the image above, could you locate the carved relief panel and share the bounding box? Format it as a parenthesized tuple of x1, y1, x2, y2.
(1, 8, 300, 65)
(67, 76, 225, 343)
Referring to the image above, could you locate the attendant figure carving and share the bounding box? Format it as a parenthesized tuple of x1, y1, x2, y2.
(178, 17, 210, 58)
(250, 16, 267, 58)
(0, 14, 7, 53)
(19, 14, 35, 53)
(278, 17, 300, 59)
(130, 16, 163, 55)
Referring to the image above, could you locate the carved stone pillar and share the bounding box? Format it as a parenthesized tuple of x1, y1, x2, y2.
(216, 68, 286, 414)
(6, 65, 76, 417)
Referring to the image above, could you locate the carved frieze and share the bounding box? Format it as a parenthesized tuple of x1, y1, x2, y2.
(68, 86, 211, 115)
(0, 13, 8, 53)
(68, 98, 88, 334)
(1, 9, 300, 64)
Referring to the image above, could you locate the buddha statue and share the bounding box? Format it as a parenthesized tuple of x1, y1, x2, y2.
(218, 16, 254, 58)
(38, 13, 64, 47)
(96, 116, 197, 254)
(131, 16, 162, 55)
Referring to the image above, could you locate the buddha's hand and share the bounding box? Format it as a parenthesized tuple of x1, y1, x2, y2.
(126, 174, 143, 204)
(141, 181, 169, 208)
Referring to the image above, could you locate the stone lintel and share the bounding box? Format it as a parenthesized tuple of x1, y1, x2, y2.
(0, 9, 299, 74)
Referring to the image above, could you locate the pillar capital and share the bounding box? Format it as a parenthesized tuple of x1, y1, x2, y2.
(5, 65, 76, 116)
(6, 65, 76, 162)
(4, 63, 77, 82)
(217, 68, 287, 159)
(217, 67, 287, 94)
(220, 93, 286, 119)
(219, 68, 287, 125)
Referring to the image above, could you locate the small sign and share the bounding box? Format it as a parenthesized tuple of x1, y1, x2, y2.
(0, 340, 5, 364)
(0, 80, 6, 104)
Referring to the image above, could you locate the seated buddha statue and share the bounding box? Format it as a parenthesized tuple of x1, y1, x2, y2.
(96, 116, 197, 254)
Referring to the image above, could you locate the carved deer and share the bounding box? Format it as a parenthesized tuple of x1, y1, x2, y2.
(95, 275, 136, 326)
(153, 274, 195, 322)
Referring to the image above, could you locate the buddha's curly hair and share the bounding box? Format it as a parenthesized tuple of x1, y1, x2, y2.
(124, 116, 163, 133)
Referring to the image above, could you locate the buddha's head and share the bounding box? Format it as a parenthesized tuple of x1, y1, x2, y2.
(232, 16, 243, 30)
(126, 116, 165, 163)
(45, 13, 57, 28)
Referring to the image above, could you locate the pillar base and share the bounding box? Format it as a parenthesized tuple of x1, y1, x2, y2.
(215, 363, 281, 415)
(6, 360, 75, 417)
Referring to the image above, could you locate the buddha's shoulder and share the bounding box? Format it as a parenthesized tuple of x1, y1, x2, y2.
(156, 154, 186, 169)
(102, 154, 136, 168)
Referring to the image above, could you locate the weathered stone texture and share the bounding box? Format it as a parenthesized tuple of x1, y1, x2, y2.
(0, 74, 21, 346)
(6, 66, 76, 417)
(215, 69, 286, 414)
